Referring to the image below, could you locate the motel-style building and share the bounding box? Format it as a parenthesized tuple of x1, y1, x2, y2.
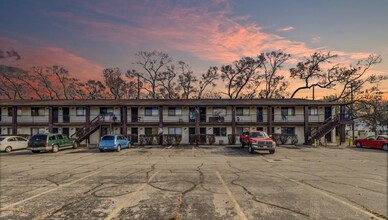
(0, 99, 350, 145)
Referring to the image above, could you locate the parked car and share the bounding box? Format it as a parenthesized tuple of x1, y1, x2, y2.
(99, 135, 131, 152)
(27, 133, 78, 153)
(240, 130, 276, 154)
(354, 135, 388, 151)
(0, 136, 28, 152)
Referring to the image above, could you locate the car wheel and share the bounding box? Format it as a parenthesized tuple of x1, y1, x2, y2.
(248, 144, 254, 154)
(5, 146, 12, 153)
(269, 149, 275, 154)
(99, 149, 104, 152)
(383, 144, 388, 151)
(52, 145, 59, 153)
(116, 145, 121, 152)
(356, 142, 362, 148)
(32, 150, 40, 153)
(240, 139, 245, 148)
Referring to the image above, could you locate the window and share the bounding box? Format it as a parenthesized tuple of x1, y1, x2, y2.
(76, 107, 85, 116)
(7, 107, 21, 116)
(213, 107, 226, 116)
(236, 107, 250, 116)
(281, 127, 295, 135)
(281, 107, 295, 116)
(308, 107, 318, 116)
(168, 128, 182, 135)
(145, 107, 159, 116)
(236, 127, 249, 135)
(213, 127, 227, 136)
(144, 127, 153, 135)
(100, 107, 113, 115)
(49, 135, 56, 141)
(168, 107, 182, 116)
(31, 107, 45, 116)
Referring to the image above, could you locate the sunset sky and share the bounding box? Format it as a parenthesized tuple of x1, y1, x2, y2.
(1, 0, 387, 99)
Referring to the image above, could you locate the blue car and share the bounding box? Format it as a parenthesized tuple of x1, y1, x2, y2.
(99, 135, 131, 152)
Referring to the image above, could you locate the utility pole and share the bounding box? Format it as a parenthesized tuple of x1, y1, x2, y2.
(137, 75, 140, 99)
(351, 83, 355, 142)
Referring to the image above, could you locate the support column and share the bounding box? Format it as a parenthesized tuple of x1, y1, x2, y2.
(48, 106, 53, 133)
(267, 106, 272, 135)
(340, 105, 346, 144)
(231, 105, 236, 138)
(158, 106, 163, 145)
(121, 106, 127, 135)
(304, 105, 309, 144)
(12, 106, 17, 135)
(195, 106, 200, 135)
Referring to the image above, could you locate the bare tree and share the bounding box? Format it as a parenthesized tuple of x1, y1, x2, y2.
(0, 65, 26, 99)
(49, 66, 72, 99)
(174, 61, 196, 99)
(197, 67, 219, 99)
(84, 80, 107, 99)
(30, 66, 59, 99)
(127, 51, 172, 99)
(103, 68, 127, 99)
(259, 50, 290, 98)
(289, 52, 338, 98)
(158, 63, 180, 99)
(220, 57, 264, 99)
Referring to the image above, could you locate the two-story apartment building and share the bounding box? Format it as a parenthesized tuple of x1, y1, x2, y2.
(0, 99, 349, 145)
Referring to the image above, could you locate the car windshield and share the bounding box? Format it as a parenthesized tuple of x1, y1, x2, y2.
(250, 132, 268, 138)
(378, 136, 388, 140)
(102, 136, 115, 140)
(30, 134, 47, 141)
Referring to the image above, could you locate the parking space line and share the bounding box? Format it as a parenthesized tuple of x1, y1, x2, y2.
(0, 171, 100, 211)
(276, 173, 385, 220)
(363, 179, 387, 186)
(216, 171, 248, 220)
(104, 171, 160, 220)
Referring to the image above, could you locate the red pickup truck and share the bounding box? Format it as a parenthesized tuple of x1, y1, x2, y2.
(240, 130, 276, 154)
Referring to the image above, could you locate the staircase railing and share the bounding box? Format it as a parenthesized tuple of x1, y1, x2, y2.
(71, 114, 111, 142)
(307, 115, 340, 144)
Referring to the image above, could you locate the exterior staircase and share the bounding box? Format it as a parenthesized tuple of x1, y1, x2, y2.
(71, 114, 115, 143)
(307, 115, 341, 145)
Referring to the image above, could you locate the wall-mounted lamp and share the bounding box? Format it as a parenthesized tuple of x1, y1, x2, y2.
(71, 128, 74, 130)
(140, 127, 143, 130)
(208, 128, 212, 130)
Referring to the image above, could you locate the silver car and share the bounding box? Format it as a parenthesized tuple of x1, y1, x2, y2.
(0, 136, 28, 152)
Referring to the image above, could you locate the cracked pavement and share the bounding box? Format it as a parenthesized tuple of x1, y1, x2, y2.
(0, 145, 387, 220)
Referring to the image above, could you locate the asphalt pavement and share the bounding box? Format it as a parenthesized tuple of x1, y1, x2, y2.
(0, 145, 387, 220)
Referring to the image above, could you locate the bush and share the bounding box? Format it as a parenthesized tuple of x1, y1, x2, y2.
(272, 133, 298, 145)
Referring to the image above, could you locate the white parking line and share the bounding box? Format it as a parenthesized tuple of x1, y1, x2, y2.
(0, 171, 100, 211)
(216, 171, 248, 220)
(276, 173, 385, 220)
(104, 171, 160, 220)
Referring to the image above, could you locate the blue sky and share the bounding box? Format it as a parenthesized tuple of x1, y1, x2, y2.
(1, 0, 387, 97)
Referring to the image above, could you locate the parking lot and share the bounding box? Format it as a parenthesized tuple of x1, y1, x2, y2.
(0, 145, 387, 220)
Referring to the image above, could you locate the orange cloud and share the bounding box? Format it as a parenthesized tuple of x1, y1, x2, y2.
(0, 37, 103, 81)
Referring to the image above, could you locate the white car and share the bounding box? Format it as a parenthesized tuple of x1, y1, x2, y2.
(0, 136, 28, 152)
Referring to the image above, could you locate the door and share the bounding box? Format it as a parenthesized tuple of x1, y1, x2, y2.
(63, 107, 70, 123)
(325, 107, 332, 120)
(131, 108, 138, 122)
(16, 137, 28, 150)
(131, 127, 138, 143)
(257, 107, 263, 122)
(53, 107, 59, 123)
(200, 127, 206, 135)
(62, 127, 69, 137)
(199, 107, 206, 122)
(189, 108, 196, 122)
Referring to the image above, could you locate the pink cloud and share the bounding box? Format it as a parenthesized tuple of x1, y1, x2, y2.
(278, 26, 295, 32)
(0, 37, 104, 81)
